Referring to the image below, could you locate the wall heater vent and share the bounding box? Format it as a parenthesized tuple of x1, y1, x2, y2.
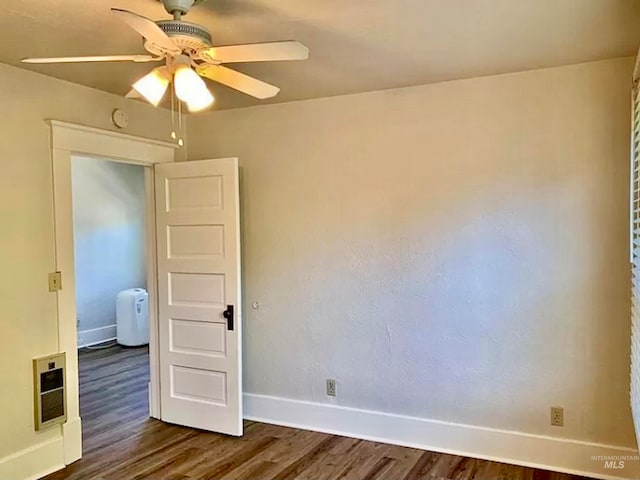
(33, 352, 66, 430)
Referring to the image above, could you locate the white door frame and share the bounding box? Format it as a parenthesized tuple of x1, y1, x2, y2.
(49, 120, 177, 465)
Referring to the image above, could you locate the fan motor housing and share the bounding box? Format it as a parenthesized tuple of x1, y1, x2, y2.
(144, 20, 212, 55)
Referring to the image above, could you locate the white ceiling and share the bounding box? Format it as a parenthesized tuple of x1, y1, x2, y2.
(2, 0, 640, 110)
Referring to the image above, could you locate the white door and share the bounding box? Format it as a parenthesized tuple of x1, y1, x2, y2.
(155, 157, 242, 435)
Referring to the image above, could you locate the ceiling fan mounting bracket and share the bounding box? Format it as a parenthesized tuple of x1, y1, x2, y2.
(160, 0, 207, 17)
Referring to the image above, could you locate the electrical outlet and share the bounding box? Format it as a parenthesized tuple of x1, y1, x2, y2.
(326, 379, 336, 397)
(550, 406, 564, 427)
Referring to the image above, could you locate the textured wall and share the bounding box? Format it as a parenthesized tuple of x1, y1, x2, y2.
(188, 57, 636, 447)
(71, 157, 147, 338)
(0, 62, 171, 461)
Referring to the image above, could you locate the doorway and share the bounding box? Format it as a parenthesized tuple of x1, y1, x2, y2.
(70, 155, 152, 453)
(50, 122, 243, 467)
(50, 121, 175, 464)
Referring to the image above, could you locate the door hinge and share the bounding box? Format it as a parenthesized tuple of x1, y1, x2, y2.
(48, 271, 62, 292)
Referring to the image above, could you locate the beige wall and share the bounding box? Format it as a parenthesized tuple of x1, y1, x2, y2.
(188, 57, 636, 447)
(0, 63, 171, 462)
(0, 53, 634, 477)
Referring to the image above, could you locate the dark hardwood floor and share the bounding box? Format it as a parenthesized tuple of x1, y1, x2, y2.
(43, 345, 593, 480)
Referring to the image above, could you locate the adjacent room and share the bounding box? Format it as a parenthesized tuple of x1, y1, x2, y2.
(72, 156, 148, 350)
(1, 1, 640, 480)
(70, 156, 151, 450)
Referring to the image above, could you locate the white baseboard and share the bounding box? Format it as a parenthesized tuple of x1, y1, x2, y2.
(62, 417, 82, 465)
(77, 324, 116, 348)
(244, 393, 640, 480)
(0, 436, 65, 480)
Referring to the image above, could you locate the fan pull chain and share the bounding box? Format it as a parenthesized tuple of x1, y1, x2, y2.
(177, 97, 184, 147)
(170, 82, 177, 141)
(168, 82, 184, 147)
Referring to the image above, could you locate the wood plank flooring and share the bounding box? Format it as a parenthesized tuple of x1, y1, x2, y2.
(43, 346, 594, 480)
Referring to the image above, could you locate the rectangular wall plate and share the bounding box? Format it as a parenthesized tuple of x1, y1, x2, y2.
(33, 352, 67, 430)
(48, 271, 62, 292)
(326, 378, 336, 397)
(550, 406, 564, 427)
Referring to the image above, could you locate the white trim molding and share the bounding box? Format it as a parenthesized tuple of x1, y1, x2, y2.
(77, 324, 117, 348)
(0, 436, 64, 480)
(49, 120, 178, 164)
(50, 121, 175, 471)
(244, 393, 640, 480)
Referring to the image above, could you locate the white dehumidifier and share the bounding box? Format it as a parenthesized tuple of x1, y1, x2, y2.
(116, 288, 149, 346)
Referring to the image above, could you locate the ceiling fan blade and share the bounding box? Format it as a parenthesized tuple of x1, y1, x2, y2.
(199, 41, 309, 64)
(111, 8, 180, 56)
(21, 54, 161, 64)
(197, 65, 280, 99)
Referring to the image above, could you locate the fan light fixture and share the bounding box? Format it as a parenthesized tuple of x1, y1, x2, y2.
(132, 68, 169, 106)
(174, 63, 214, 112)
(20, 2, 309, 146)
(131, 61, 214, 112)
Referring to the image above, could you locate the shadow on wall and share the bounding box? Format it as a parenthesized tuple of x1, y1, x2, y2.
(243, 158, 631, 445)
(71, 156, 147, 336)
(192, 57, 633, 447)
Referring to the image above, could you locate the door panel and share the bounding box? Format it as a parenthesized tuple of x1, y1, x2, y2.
(155, 158, 242, 436)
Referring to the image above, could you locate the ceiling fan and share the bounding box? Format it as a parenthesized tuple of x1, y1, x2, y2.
(21, 0, 309, 112)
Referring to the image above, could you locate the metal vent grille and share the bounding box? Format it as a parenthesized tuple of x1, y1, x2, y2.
(158, 21, 212, 45)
